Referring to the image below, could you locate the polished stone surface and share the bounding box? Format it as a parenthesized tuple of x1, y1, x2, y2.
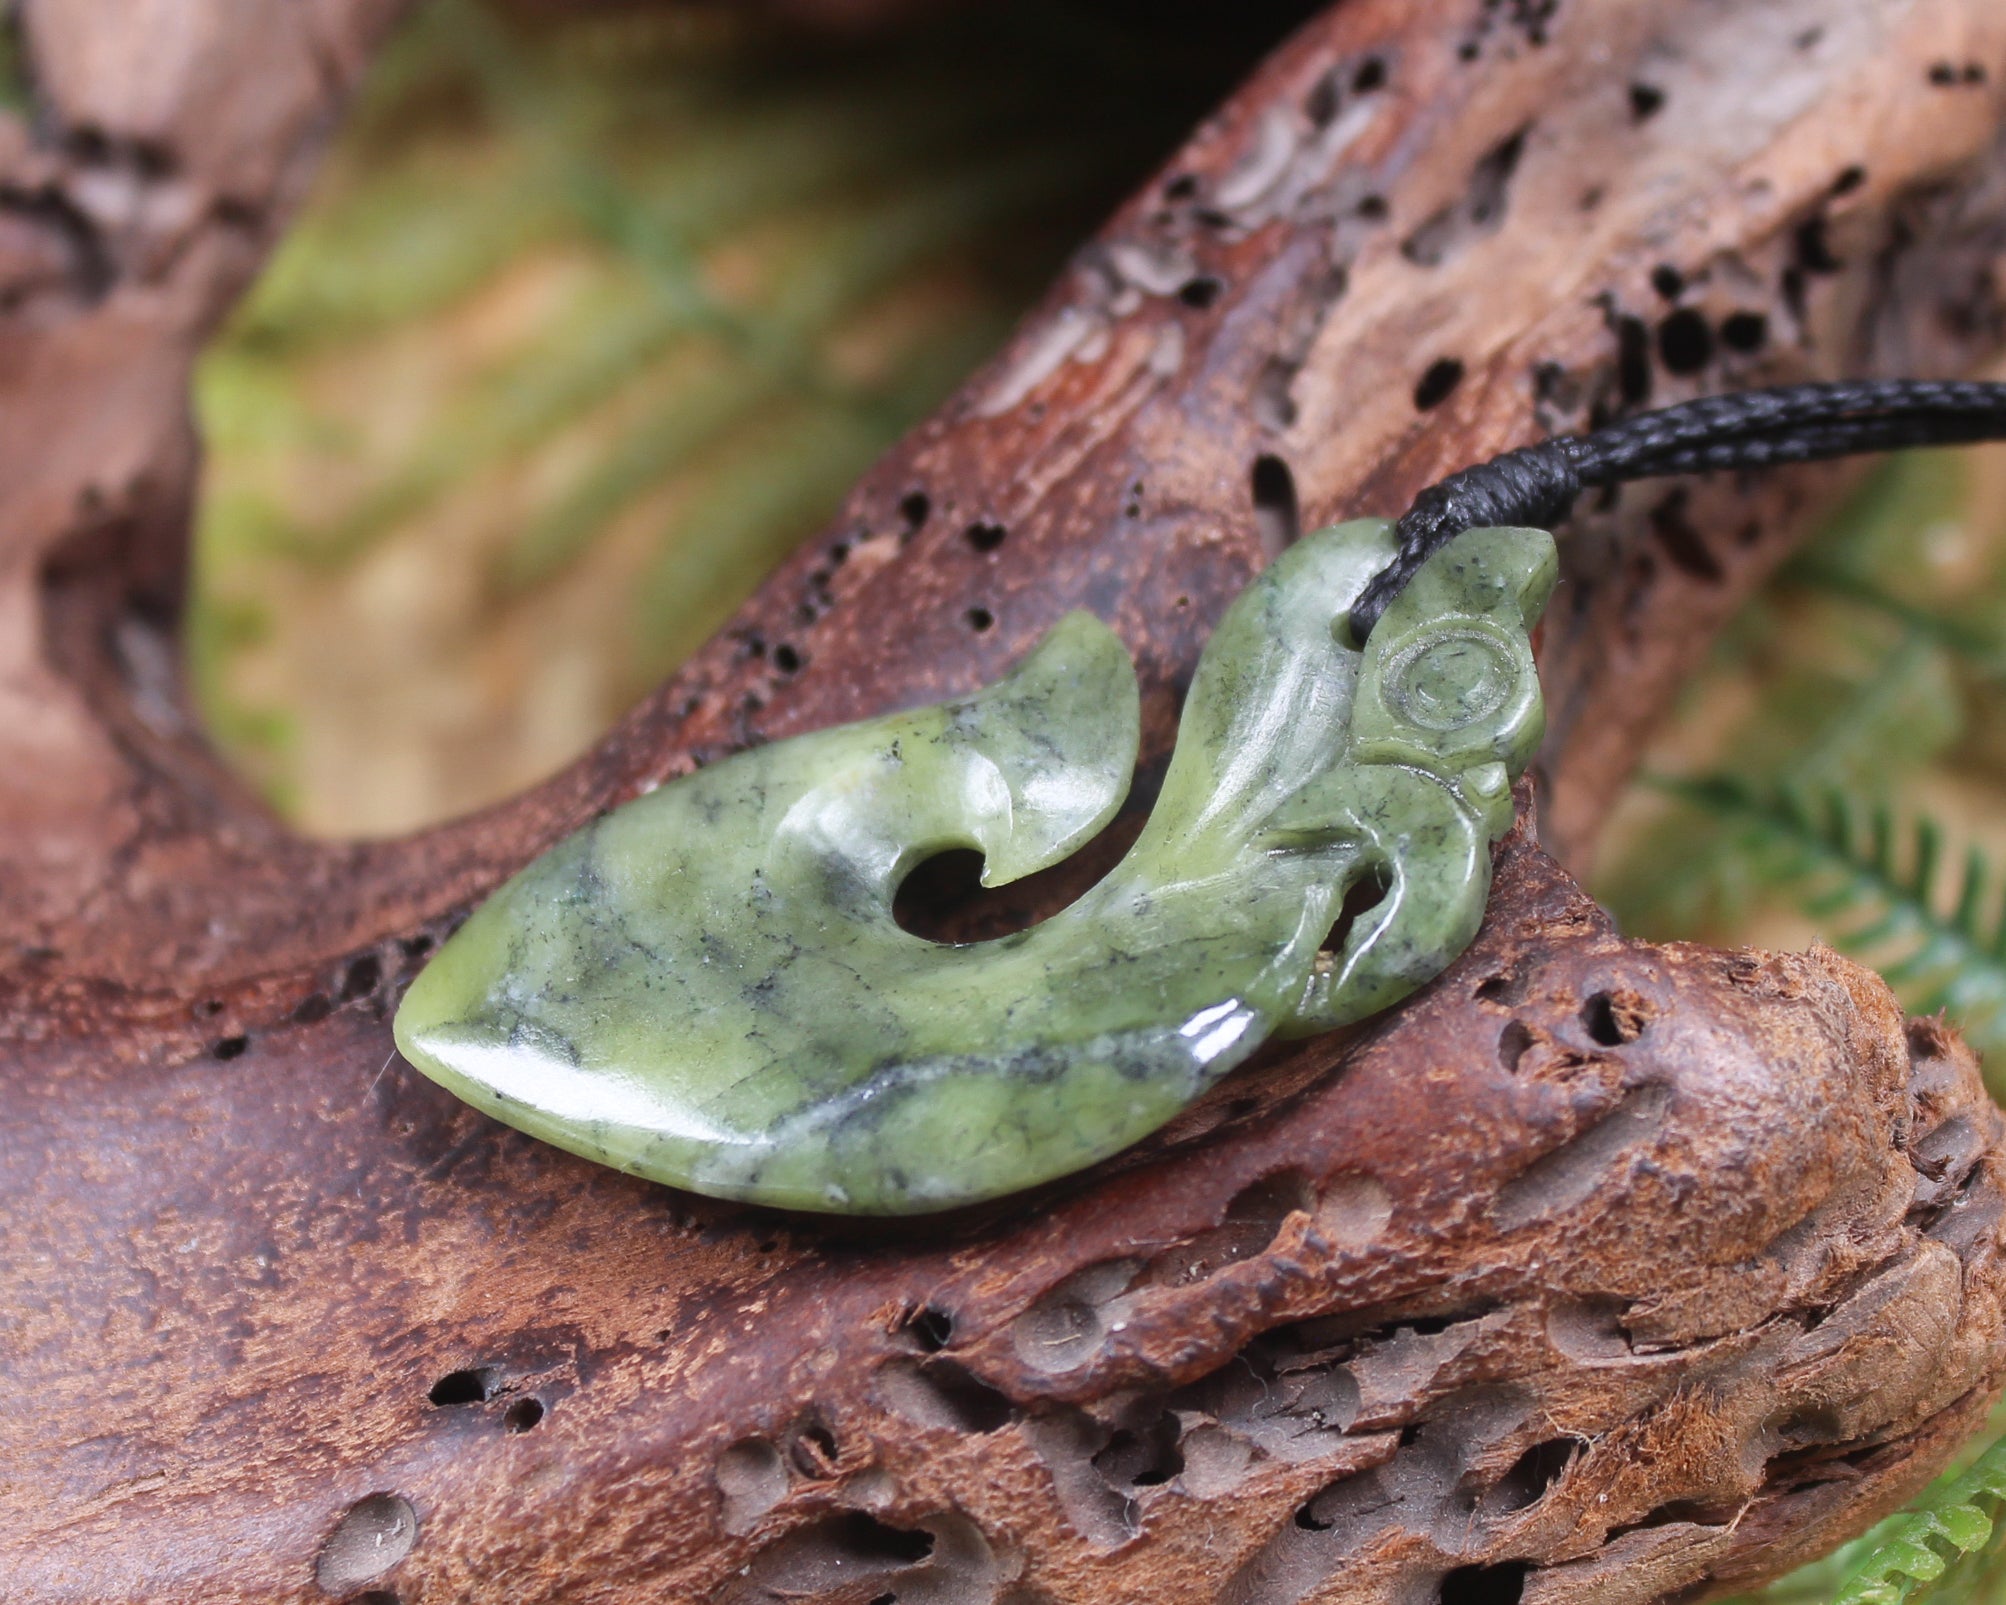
(394, 521, 1556, 1213)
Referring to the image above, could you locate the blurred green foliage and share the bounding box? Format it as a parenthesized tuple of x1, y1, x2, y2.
(1654, 775, 2006, 1044)
(191, 0, 1306, 832)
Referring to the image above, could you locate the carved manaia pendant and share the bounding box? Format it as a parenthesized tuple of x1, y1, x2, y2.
(394, 521, 1557, 1213)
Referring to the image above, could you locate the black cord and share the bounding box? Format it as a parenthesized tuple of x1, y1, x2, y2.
(1348, 379, 2006, 640)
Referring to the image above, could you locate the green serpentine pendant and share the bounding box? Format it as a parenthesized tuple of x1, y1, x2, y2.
(394, 520, 1557, 1214)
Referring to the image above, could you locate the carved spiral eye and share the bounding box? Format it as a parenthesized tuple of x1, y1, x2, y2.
(1383, 629, 1516, 733)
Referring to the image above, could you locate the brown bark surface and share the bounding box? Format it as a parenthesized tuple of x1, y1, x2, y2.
(7, 1, 2006, 1601)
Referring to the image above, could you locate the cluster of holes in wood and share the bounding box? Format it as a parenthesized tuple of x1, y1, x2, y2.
(722, 1289, 1599, 1601)
(1156, 51, 1391, 237)
(1408, 175, 1843, 434)
(764, 490, 1009, 650)
(701, 970, 1686, 1603)
(959, 507, 1000, 633)
(1387, 132, 1884, 589)
(1190, 26, 1887, 464)
(1004, 26, 1884, 579)
(426, 1364, 546, 1436)
(1458, 0, 1559, 61)
(741, 476, 1046, 711)
(1927, 60, 1990, 88)
(737, 498, 929, 689)
(204, 929, 446, 1062)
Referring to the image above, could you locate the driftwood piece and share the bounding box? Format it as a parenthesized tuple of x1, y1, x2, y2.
(6, 1, 2006, 1601)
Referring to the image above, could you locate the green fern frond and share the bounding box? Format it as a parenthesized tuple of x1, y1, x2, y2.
(1601, 625, 1962, 942)
(1652, 776, 2006, 1050)
(1833, 1435, 2006, 1604)
(1779, 450, 2006, 685)
(1782, 633, 1965, 795)
(1791, 561, 2006, 682)
(1782, 449, 1972, 593)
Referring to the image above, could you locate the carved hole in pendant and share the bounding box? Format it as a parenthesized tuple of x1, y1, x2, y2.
(503, 1397, 545, 1434)
(965, 606, 995, 632)
(1497, 1020, 1535, 1074)
(889, 847, 1048, 948)
(1322, 863, 1392, 958)
(893, 811, 1143, 947)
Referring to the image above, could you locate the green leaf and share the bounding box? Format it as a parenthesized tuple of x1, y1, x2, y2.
(1831, 1435, 2006, 1605)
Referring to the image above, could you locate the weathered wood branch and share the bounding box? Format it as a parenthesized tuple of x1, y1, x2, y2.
(5, 1, 2006, 1601)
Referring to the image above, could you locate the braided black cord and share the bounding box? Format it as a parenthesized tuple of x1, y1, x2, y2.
(1347, 380, 2006, 640)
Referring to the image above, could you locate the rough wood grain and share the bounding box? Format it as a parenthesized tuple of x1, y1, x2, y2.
(6, 1, 2006, 1601)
